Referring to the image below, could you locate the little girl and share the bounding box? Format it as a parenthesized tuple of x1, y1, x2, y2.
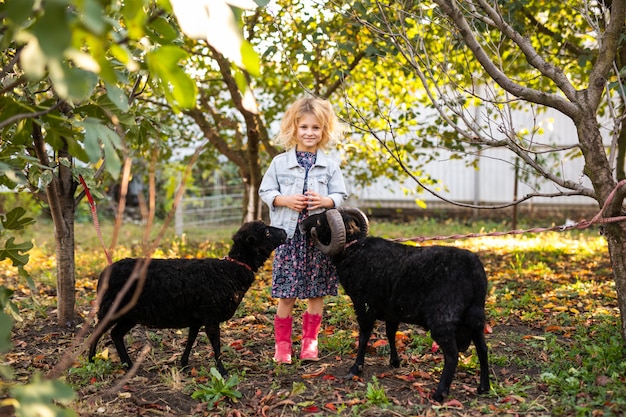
(259, 97, 348, 363)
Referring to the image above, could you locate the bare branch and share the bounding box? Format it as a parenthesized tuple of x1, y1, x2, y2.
(433, 0, 580, 117)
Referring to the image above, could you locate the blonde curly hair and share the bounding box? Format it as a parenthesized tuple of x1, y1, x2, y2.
(275, 97, 344, 150)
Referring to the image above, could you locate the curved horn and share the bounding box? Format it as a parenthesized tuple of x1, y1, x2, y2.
(312, 209, 346, 256)
(341, 207, 369, 237)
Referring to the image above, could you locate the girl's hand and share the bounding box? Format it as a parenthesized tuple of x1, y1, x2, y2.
(275, 194, 309, 211)
(305, 191, 333, 210)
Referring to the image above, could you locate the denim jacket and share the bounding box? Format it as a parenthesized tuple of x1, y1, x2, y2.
(259, 148, 348, 238)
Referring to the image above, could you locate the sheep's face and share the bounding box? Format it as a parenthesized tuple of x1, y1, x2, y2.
(301, 213, 332, 245)
(300, 208, 369, 256)
(232, 221, 287, 254)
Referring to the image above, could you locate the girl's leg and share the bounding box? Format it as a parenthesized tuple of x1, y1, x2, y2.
(274, 298, 296, 363)
(301, 297, 324, 361)
(277, 298, 296, 318)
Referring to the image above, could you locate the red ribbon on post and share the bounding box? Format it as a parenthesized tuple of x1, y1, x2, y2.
(78, 175, 112, 265)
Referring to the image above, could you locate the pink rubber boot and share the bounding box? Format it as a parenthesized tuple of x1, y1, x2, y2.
(273, 315, 293, 364)
(300, 312, 322, 361)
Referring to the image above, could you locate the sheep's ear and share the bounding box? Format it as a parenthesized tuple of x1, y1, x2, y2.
(340, 207, 369, 237)
(313, 209, 346, 256)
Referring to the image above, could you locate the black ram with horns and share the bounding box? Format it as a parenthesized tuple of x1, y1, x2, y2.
(300, 207, 490, 402)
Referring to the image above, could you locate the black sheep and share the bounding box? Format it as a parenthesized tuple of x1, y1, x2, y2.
(300, 208, 490, 402)
(88, 221, 286, 375)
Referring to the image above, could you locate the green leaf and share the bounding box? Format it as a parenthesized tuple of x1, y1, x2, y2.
(0, 310, 12, 353)
(147, 15, 180, 43)
(105, 82, 130, 112)
(121, 0, 148, 40)
(0, 237, 33, 267)
(147, 46, 197, 109)
(58, 66, 99, 102)
(81, 118, 123, 177)
(240, 41, 260, 77)
(11, 374, 77, 417)
(1, 207, 35, 231)
(5, 0, 35, 26)
(80, 0, 107, 35)
(31, 0, 72, 58)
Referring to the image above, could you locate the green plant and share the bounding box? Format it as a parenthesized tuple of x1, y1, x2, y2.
(67, 357, 115, 387)
(322, 329, 354, 355)
(191, 367, 242, 409)
(365, 376, 389, 406)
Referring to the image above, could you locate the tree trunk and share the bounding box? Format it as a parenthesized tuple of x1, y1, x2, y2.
(46, 146, 78, 326)
(604, 225, 626, 341)
(242, 181, 263, 223)
(54, 201, 77, 326)
(577, 112, 626, 341)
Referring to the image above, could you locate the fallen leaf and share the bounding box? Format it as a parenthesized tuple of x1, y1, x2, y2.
(596, 375, 611, 386)
(302, 367, 326, 379)
(442, 399, 464, 408)
(372, 339, 388, 348)
(230, 339, 244, 350)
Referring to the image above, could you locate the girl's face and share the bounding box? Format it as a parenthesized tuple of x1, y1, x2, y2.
(295, 113, 322, 152)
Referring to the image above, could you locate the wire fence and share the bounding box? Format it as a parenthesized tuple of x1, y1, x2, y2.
(174, 186, 244, 235)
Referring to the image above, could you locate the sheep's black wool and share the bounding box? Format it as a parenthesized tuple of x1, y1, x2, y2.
(300, 209, 490, 402)
(89, 221, 286, 376)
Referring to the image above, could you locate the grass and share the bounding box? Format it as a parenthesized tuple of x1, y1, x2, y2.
(3, 214, 625, 415)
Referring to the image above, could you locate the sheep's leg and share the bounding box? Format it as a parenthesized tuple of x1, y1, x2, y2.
(347, 318, 375, 377)
(431, 329, 459, 403)
(110, 319, 136, 368)
(88, 321, 114, 362)
(205, 323, 227, 377)
(472, 328, 490, 395)
(181, 326, 200, 368)
(385, 321, 400, 368)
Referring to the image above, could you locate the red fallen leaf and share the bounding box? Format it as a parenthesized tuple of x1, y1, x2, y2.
(443, 399, 464, 408)
(431, 342, 439, 353)
(190, 367, 198, 377)
(395, 374, 416, 382)
(545, 325, 562, 333)
(322, 374, 337, 381)
(372, 339, 388, 348)
(302, 405, 319, 413)
(89, 377, 97, 384)
(484, 323, 493, 334)
(194, 376, 208, 383)
(324, 403, 337, 411)
(500, 394, 525, 404)
(412, 370, 431, 380)
(230, 339, 244, 350)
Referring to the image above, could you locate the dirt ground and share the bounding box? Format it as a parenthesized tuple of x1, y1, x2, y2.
(6, 306, 549, 417)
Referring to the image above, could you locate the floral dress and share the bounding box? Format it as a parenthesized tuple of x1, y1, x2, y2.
(271, 151, 339, 299)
